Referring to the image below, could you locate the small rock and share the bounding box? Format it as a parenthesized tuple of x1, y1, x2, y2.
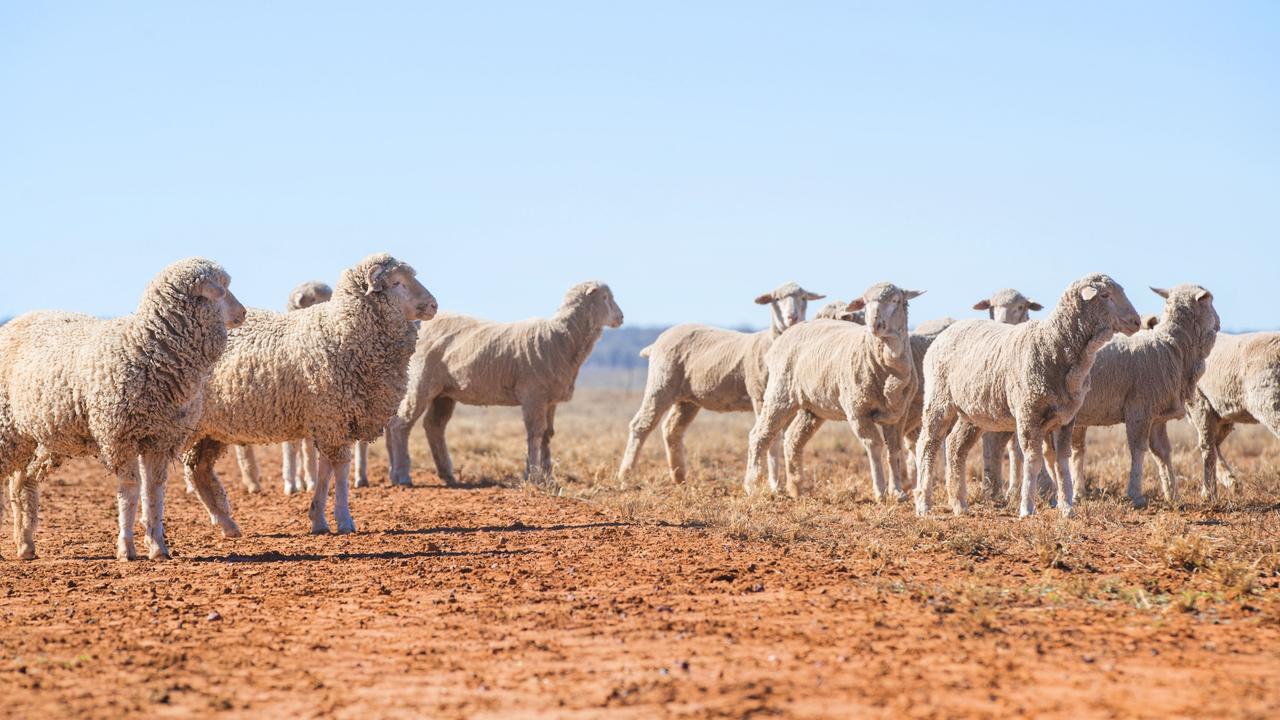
(206, 611, 222, 622)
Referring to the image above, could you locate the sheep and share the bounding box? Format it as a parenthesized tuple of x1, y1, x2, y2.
(1185, 331, 1280, 500)
(0, 259, 245, 560)
(1052, 285, 1219, 508)
(744, 283, 924, 500)
(182, 254, 436, 536)
(914, 274, 1142, 518)
(815, 300, 863, 324)
(386, 281, 623, 487)
(616, 282, 824, 486)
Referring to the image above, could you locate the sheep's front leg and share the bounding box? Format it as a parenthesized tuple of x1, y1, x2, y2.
(1148, 421, 1178, 506)
(183, 440, 242, 538)
(848, 414, 889, 502)
(353, 440, 369, 488)
(880, 421, 910, 503)
(980, 432, 1007, 501)
(744, 399, 797, 495)
(1068, 425, 1087, 504)
(618, 386, 675, 485)
(234, 445, 261, 493)
(521, 400, 550, 483)
(115, 463, 141, 561)
(1016, 422, 1052, 518)
(663, 402, 701, 484)
(1004, 439, 1023, 507)
(303, 438, 319, 491)
(320, 443, 355, 534)
(138, 453, 170, 560)
(540, 405, 557, 479)
(1045, 428, 1072, 514)
(384, 416, 413, 486)
(783, 411, 823, 499)
(308, 452, 333, 534)
(914, 403, 956, 516)
(424, 396, 458, 486)
(9, 468, 37, 560)
(944, 419, 981, 515)
(1187, 395, 1221, 501)
(1214, 422, 1240, 489)
(1123, 412, 1153, 509)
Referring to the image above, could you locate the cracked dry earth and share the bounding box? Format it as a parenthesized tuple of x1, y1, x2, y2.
(1, 453, 1278, 719)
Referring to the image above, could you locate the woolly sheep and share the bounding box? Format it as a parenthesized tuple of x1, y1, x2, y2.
(746, 283, 924, 500)
(616, 283, 824, 486)
(1186, 331, 1280, 499)
(814, 300, 863, 324)
(915, 274, 1142, 518)
(0, 259, 245, 560)
(386, 281, 623, 486)
(182, 254, 436, 536)
(1054, 285, 1219, 508)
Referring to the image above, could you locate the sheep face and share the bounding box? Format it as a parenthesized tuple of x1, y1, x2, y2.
(848, 283, 924, 341)
(288, 281, 334, 311)
(755, 282, 825, 332)
(972, 288, 1042, 325)
(815, 300, 865, 324)
(594, 284, 624, 328)
(382, 267, 437, 322)
(1077, 274, 1142, 336)
(1152, 285, 1220, 342)
(196, 275, 247, 329)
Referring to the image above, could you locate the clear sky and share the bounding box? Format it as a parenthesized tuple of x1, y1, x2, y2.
(2, 2, 1277, 329)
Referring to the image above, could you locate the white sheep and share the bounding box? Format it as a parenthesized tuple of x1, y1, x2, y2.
(814, 300, 863, 323)
(1186, 331, 1280, 499)
(1055, 285, 1219, 507)
(915, 274, 1142, 518)
(386, 282, 623, 486)
(182, 254, 436, 536)
(745, 283, 924, 500)
(616, 283, 825, 486)
(0, 259, 244, 560)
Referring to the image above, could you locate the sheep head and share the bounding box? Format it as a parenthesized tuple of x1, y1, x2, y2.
(342, 253, 438, 322)
(972, 288, 1043, 325)
(146, 258, 246, 330)
(814, 300, 864, 324)
(1068, 274, 1142, 337)
(847, 283, 924, 342)
(564, 281, 623, 329)
(755, 282, 825, 334)
(1151, 284, 1219, 343)
(287, 281, 334, 311)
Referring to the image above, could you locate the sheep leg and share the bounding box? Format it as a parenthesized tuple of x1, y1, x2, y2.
(1046, 428, 1073, 515)
(849, 414, 890, 502)
(321, 443, 355, 534)
(913, 403, 956, 516)
(980, 432, 1008, 501)
(540, 405, 557, 478)
(1215, 422, 1239, 489)
(783, 411, 823, 499)
(881, 422, 910, 502)
(1016, 423, 1051, 518)
(384, 414, 416, 487)
(9, 469, 37, 560)
(521, 400, 551, 483)
(1123, 413, 1153, 509)
(744, 400, 797, 495)
(183, 439, 242, 539)
(618, 389, 676, 484)
(1068, 425, 1088, 504)
(943, 419, 981, 515)
(1004, 438, 1023, 507)
(234, 445, 261, 494)
(308, 452, 333, 534)
(1187, 394, 1222, 501)
(138, 452, 170, 560)
(353, 440, 369, 488)
(115, 463, 141, 561)
(303, 438, 319, 491)
(422, 396, 458, 486)
(282, 441, 301, 494)
(1148, 421, 1178, 506)
(662, 402, 700, 484)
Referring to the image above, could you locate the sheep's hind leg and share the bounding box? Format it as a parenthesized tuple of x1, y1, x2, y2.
(234, 445, 261, 494)
(9, 468, 37, 560)
(352, 440, 369, 488)
(944, 419, 981, 515)
(662, 402, 700, 484)
(321, 443, 355, 534)
(424, 396, 458, 486)
(384, 415, 415, 487)
(1016, 422, 1049, 518)
(138, 453, 170, 560)
(1123, 413, 1153, 509)
(1046, 427, 1073, 516)
(914, 404, 956, 516)
(183, 440, 242, 539)
(1148, 422, 1178, 506)
(881, 422, 911, 503)
(980, 432, 1008, 502)
(115, 462, 141, 561)
(783, 411, 823, 499)
(744, 400, 797, 496)
(282, 441, 301, 494)
(308, 452, 333, 534)
(521, 400, 550, 484)
(618, 387, 676, 485)
(540, 405, 558, 479)
(1214, 423, 1240, 490)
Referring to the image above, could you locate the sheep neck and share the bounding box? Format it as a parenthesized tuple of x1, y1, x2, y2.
(1036, 304, 1113, 395)
(133, 298, 228, 404)
(1153, 303, 1215, 393)
(870, 329, 913, 378)
(553, 303, 606, 372)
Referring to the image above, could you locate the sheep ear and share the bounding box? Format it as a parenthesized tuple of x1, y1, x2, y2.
(754, 293, 774, 305)
(1028, 301, 1044, 311)
(1196, 289, 1212, 302)
(195, 278, 226, 300)
(366, 265, 388, 295)
(904, 289, 925, 300)
(802, 291, 825, 301)
(847, 310, 866, 325)
(1080, 286, 1098, 301)
(1150, 286, 1170, 299)
(972, 299, 992, 311)
(1143, 315, 1160, 329)
(846, 298, 866, 312)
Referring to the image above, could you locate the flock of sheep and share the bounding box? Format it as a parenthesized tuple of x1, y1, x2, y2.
(0, 254, 1276, 562)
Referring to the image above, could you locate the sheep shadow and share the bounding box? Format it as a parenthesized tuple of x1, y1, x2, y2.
(186, 548, 533, 563)
(383, 520, 632, 537)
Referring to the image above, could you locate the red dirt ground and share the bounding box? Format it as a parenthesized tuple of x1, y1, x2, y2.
(1, 452, 1278, 719)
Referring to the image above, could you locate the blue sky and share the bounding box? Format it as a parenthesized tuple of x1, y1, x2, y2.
(2, 2, 1277, 329)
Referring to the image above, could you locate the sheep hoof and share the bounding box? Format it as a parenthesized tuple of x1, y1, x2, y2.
(1130, 494, 1148, 510)
(283, 484, 299, 495)
(148, 547, 171, 561)
(244, 483, 262, 494)
(1059, 503, 1075, 519)
(17, 544, 36, 561)
(891, 490, 909, 504)
(220, 522, 243, 539)
(309, 517, 331, 535)
(116, 540, 137, 562)
(335, 518, 356, 535)
(1018, 506, 1035, 519)
(951, 502, 968, 517)
(353, 477, 369, 489)
(913, 499, 930, 517)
